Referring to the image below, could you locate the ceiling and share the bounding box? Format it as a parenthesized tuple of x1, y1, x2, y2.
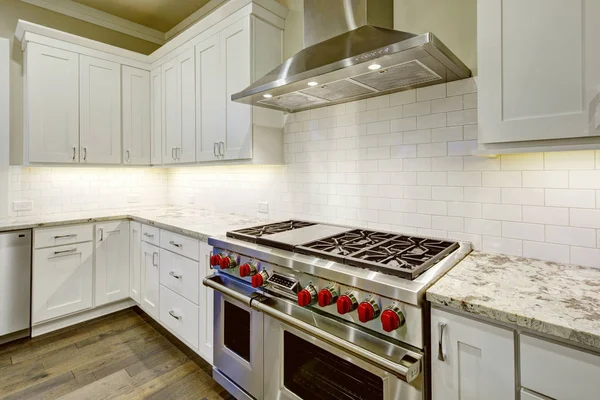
(72, 0, 214, 32)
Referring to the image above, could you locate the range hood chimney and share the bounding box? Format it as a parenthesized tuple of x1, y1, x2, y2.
(233, 0, 471, 113)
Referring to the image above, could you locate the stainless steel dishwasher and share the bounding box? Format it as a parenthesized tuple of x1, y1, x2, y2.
(0, 230, 32, 344)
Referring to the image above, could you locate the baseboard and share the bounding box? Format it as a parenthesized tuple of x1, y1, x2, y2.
(0, 329, 30, 346)
(31, 299, 136, 337)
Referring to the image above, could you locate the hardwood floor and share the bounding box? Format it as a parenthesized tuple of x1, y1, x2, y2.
(0, 308, 233, 400)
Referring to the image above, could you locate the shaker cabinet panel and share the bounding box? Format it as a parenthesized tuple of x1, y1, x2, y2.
(129, 221, 142, 304)
(431, 308, 515, 400)
(26, 43, 79, 164)
(122, 66, 150, 165)
(478, 0, 600, 144)
(150, 68, 163, 165)
(179, 49, 196, 163)
(95, 221, 130, 306)
(162, 58, 180, 165)
(198, 242, 214, 363)
(141, 242, 160, 319)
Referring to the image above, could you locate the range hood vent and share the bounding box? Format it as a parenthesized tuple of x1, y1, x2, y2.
(233, 0, 471, 113)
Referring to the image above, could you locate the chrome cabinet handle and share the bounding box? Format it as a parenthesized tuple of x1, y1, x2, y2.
(152, 252, 159, 267)
(49, 248, 80, 259)
(169, 310, 181, 320)
(177, 147, 181, 160)
(169, 240, 182, 248)
(54, 248, 77, 255)
(99, 228, 104, 242)
(126, 150, 131, 162)
(219, 142, 224, 157)
(438, 323, 447, 362)
(54, 234, 76, 239)
(169, 271, 182, 280)
(72, 146, 76, 160)
(143, 232, 154, 238)
(83, 147, 87, 161)
(209, 251, 213, 270)
(171, 148, 176, 160)
(213, 142, 218, 157)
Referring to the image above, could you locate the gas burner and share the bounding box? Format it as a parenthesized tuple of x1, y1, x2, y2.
(227, 220, 316, 242)
(296, 230, 397, 262)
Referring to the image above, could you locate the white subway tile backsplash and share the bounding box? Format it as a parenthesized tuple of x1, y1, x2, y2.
(482, 171, 521, 187)
(465, 218, 502, 236)
(431, 96, 463, 113)
(483, 236, 522, 257)
(404, 158, 431, 172)
(377, 106, 403, 121)
(500, 154, 544, 171)
(417, 200, 447, 216)
(570, 209, 600, 229)
(367, 95, 390, 110)
(448, 140, 477, 156)
(367, 121, 390, 135)
(463, 93, 477, 109)
(403, 101, 431, 117)
(357, 110, 378, 124)
(391, 117, 418, 132)
(463, 124, 478, 140)
(418, 142, 447, 158)
(417, 113, 447, 129)
(544, 151, 596, 170)
(389, 90, 416, 106)
(391, 145, 417, 159)
(523, 206, 569, 226)
(404, 213, 432, 228)
(448, 172, 482, 187)
(523, 241, 570, 264)
(432, 216, 464, 231)
(431, 127, 463, 142)
(402, 129, 431, 144)
(432, 157, 464, 171)
(447, 78, 477, 96)
(482, 204, 522, 222)
(417, 172, 447, 186)
(432, 187, 464, 202)
(569, 170, 600, 189)
(417, 84, 446, 101)
(448, 202, 482, 218)
(545, 189, 596, 208)
(546, 225, 596, 248)
(501, 188, 545, 206)
(570, 247, 600, 268)
(502, 221, 544, 241)
(522, 171, 569, 188)
(404, 186, 432, 200)
(447, 109, 477, 126)
(463, 156, 500, 171)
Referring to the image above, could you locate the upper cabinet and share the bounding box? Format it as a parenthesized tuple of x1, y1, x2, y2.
(478, 0, 600, 152)
(150, 68, 163, 165)
(122, 66, 151, 165)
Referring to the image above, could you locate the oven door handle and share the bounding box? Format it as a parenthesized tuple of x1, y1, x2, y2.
(203, 274, 421, 383)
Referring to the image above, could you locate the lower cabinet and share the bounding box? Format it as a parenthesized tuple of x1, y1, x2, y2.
(431, 308, 515, 400)
(159, 285, 199, 349)
(198, 241, 214, 363)
(129, 221, 141, 304)
(141, 241, 160, 319)
(95, 221, 130, 306)
(32, 241, 94, 324)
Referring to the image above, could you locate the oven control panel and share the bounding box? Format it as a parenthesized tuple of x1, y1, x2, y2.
(267, 273, 300, 293)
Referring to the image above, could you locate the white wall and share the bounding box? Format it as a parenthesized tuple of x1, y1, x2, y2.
(0, 38, 9, 217)
(169, 80, 600, 268)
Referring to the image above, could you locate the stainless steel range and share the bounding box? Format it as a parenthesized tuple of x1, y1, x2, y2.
(204, 221, 471, 400)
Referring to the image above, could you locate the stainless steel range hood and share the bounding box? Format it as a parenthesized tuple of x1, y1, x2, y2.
(232, 0, 471, 113)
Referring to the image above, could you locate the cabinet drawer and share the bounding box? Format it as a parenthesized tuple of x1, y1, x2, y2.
(160, 230, 198, 261)
(520, 389, 551, 400)
(521, 334, 600, 400)
(160, 249, 199, 305)
(141, 224, 159, 245)
(34, 224, 93, 249)
(159, 285, 199, 349)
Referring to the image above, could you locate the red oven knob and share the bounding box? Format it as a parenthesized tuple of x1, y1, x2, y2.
(336, 293, 358, 315)
(239, 263, 257, 277)
(251, 271, 268, 288)
(297, 285, 317, 307)
(219, 256, 237, 270)
(317, 286, 338, 307)
(210, 254, 222, 267)
(381, 306, 406, 332)
(357, 297, 380, 323)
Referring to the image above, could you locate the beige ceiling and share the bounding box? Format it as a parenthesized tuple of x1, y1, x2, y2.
(72, 0, 213, 32)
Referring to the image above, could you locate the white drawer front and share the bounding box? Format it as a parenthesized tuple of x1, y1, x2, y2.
(521, 334, 600, 400)
(159, 285, 199, 349)
(159, 249, 199, 305)
(160, 230, 199, 261)
(141, 224, 159, 245)
(34, 224, 93, 249)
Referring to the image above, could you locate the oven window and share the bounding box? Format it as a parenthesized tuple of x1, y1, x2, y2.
(224, 301, 251, 362)
(283, 331, 384, 400)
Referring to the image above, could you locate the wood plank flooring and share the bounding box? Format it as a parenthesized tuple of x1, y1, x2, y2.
(0, 308, 234, 400)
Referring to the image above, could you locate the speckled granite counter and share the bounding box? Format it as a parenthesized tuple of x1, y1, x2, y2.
(0, 207, 268, 241)
(427, 251, 600, 351)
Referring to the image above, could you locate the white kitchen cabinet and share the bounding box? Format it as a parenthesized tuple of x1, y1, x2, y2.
(122, 66, 150, 165)
(95, 221, 130, 306)
(162, 49, 195, 164)
(25, 43, 79, 164)
(150, 67, 163, 165)
(160, 285, 199, 349)
(79, 56, 121, 164)
(478, 0, 600, 149)
(32, 241, 94, 324)
(159, 249, 199, 305)
(129, 221, 141, 304)
(141, 241, 160, 319)
(431, 308, 515, 400)
(195, 34, 224, 162)
(198, 241, 214, 363)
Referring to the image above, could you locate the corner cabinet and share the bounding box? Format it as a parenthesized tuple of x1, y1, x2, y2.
(431, 308, 515, 400)
(477, 0, 600, 152)
(122, 66, 151, 165)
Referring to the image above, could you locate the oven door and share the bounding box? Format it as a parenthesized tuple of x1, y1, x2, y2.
(212, 275, 264, 400)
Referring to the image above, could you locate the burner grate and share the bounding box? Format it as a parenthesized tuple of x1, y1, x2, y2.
(227, 220, 316, 242)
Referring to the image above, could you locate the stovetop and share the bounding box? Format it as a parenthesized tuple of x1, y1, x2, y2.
(227, 222, 459, 280)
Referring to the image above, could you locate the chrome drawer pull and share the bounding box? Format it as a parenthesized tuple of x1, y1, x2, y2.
(169, 310, 181, 320)
(49, 248, 80, 259)
(54, 234, 76, 239)
(169, 271, 182, 280)
(152, 252, 159, 267)
(143, 232, 154, 238)
(54, 248, 77, 255)
(169, 241, 182, 248)
(438, 323, 447, 362)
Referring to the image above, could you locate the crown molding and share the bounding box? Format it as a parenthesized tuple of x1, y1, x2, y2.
(165, 0, 228, 41)
(19, 0, 166, 45)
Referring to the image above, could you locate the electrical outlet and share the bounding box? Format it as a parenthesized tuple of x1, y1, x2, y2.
(13, 200, 33, 211)
(127, 194, 140, 204)
(258, 202, 269, 213)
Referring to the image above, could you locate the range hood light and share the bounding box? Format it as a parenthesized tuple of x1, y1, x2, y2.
(368, 64, 382, 70)
(263, 94, 273, 98)
(307, 81, 319, 87)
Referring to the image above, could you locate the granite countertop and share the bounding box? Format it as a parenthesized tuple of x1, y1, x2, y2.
(427, 251, 600, 351)
(0, 206, 268, 241)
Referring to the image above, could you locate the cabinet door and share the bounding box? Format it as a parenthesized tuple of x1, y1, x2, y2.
(95, 221, 130, 306)
(198, 242, 214, 363)
(221, 18, 252, 160)
(478, 0, 600, 144)
(122, 66, 150, 165)
(162, 58, 180, 165)
(26, 43, 79, 163)
(80, 56, 121, 164)
(431, 308, 515, 400)
(32, 242, 93, 324)
(150, 67, 162, 165)
(129, 221, 141, 304)
(196, 34, 224, 162)
(179, 49, 196, 163)
(141, 241, 160, 319)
